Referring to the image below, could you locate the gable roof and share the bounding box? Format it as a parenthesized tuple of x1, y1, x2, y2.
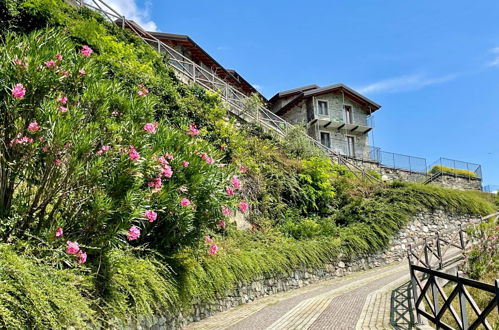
(270, 83, 381, 115)
(148, 31, 265, 100)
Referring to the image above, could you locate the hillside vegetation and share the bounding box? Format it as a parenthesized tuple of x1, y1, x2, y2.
(0, 1, 496, 328)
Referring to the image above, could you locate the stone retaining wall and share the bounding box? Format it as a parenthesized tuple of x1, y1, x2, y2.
(123, 210, 479, 330)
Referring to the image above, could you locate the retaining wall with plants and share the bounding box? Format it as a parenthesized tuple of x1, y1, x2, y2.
(126, 210, 479, 330)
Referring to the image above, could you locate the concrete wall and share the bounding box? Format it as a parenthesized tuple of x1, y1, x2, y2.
(124, 211, 480, 329)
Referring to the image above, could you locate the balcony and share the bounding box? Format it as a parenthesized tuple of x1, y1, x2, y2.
(309, 113, 373, 134)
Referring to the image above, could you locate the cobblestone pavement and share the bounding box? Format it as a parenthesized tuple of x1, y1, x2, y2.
(186, 262, 413, 330)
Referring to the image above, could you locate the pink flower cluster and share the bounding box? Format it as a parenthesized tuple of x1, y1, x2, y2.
(127, 225, 141, 240)
(10, 134, 33, 146)
(66, 240, 87, 264)
(188, 123, 199, 136)
(12, 83, 26, 99)
(129, 146, 140, 161)
(180, 197, 191, 207)
(143, 122, 157, 134)
(44, 60, 57, 69)
(204, 236, 219, 255)
(27, 122, 40, 132)
(96, 145, 111, 155)
(137, 84, 149, 97)
(81, 45, 93, 57)
(58, 95, 68, 113)
(145, 210, 157, 222)
(200, 153, 214, 164)
(13, 57, 28, 70)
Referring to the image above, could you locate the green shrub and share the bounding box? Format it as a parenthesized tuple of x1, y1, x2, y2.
(0, 30, 238, 255)
(0, 244, 95, 329)
(429, 165, 477, 178)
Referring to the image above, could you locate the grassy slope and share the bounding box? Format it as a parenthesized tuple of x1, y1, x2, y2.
(0, 0, 497, 328)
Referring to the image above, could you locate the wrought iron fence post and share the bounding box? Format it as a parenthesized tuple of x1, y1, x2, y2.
(424, 238, 430, 268)
(458, 271, 469, 329)
(436, 233, 442, 269)
(459, 224, 465, 250)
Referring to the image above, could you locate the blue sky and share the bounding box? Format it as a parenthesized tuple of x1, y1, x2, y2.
(108, 0, 498, 186)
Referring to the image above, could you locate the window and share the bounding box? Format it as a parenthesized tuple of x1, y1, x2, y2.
(320, 132, 331, 148)
(344, 105, 353, 124)
(317, 100, 329, 116)
(346, 136, 355, 157)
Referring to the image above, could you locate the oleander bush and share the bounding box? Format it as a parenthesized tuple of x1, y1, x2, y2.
(429, 165, 478, 178)
(0, 0, 497, 328)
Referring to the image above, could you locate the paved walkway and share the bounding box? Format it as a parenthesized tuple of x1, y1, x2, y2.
(185, 261, 418, 330)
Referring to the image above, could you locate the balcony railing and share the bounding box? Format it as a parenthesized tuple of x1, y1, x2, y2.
(310, 113, 373, 134)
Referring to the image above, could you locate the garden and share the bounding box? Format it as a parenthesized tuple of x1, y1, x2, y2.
(0, 0, 497, 328)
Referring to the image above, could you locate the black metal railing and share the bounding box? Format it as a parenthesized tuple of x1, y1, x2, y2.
(372, 149, 428, 173)
(483, 185, 499, 193)
(407, 214, 499, 329)
(427, 158, 482, 180)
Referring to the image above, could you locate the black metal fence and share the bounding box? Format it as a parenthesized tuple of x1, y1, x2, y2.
(483, 185, 499, 193)
(427, 158, 482, 180)
(370, 148, 428, 173)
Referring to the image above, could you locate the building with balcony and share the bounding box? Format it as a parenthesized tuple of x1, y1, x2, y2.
(269, 84, 381, 160)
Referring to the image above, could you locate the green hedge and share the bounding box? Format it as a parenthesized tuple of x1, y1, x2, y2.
(429, 165, 478, 178)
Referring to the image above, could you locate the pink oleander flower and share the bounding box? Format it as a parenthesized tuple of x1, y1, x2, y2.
(219, 220, 226, 228)
(60, 70, 70, 77)
(222, 206, 231, 216)
(165, 153, 174, 161)
(55, 159, 61, 166)
(178, 186, 188, 193)
(188, 123, 199, 136)
(96, 145, 111, 155)
(180, 198, 191, 207)
(182, 160, 189, 168)
(55, 54, 63, 61)
(204, 236, 213, 243)
(239, 166, 247, 173)
(66, 241, 80, 254)
(59, 106, 68, 113)
(161, 164, 173, 178)
(209, 244, 218, 255)
(44, 60, 57, 69)
(42, 147, 49, 152)
(226, 187, 234, 196)
(77, 251, 87, 264)
(148, 177, 162, 189)
(81, 45, 93, 57)
(158, 156, 169, 166)
(10, 134, 33, 146)
(137, 84, 149, 97)
(55, 227, 64, 237)
(230, 176, 241, 189)
(129, 146, 140, 161)
(200, 153, 214, 164)
(58, 96, 67, 105)
(11, 83, 26, 99)
(78, 69, 86, 75)
(143, 123, 156, 133)
(127, 225, 140, 241)
(238, 201, 249, 213)
(13, 58, 23, 66)
(145, 210, 158, 222)
(27, 122, 40, 132)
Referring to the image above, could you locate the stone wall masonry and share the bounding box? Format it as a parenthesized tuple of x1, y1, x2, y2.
(346, 158, 482, 191)
(427, 173, 482, 191)
(121, 210, 480, 329)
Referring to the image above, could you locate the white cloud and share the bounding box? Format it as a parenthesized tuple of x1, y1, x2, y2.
(488, 47, 499, 67)
(252, 84, 263, 91)
(85, 0, 157, 31)
(357, 73, 458, 94)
